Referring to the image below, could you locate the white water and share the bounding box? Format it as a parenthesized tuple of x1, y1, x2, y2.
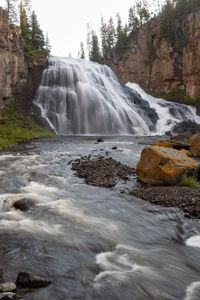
(34, 57, 200, 135)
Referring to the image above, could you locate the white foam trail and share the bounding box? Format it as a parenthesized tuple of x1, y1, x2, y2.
(186, 235, 200, 248)
(184, 282, 200, 300)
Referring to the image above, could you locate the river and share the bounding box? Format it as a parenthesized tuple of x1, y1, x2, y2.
(0, 136, 200, 300)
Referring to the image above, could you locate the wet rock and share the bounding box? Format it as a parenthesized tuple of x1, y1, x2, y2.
(131, 186, 200, 219)
(111, 146, 117, 150)
(136, 146, 199, 185)
(153, 140, 173, 148)
(72, 155, 135, 187)
(0, 283, 16, 293)
(13, 199, 35, 212)
(16, 272, 51, 289)
(0, 269, 4, 284)
(189, 134, 200, 157)
(96, 138, 104, 143)
(0, 293, 22, 300)
(170, 121, 200, 142)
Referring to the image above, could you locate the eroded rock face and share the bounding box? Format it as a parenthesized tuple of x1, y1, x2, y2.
(106, 9, 200, 102)
(136, 146, 199, 185)
(189, 134, 200, 157)
(0, 7, 47, 111)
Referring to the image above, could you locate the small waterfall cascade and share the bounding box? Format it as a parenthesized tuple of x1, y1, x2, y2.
(34, 56, 200, 135)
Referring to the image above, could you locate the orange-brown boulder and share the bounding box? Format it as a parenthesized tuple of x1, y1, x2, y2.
(189, 134, 200, 157)
(153, 140, 173, 148)
(136, 146, 199, 185)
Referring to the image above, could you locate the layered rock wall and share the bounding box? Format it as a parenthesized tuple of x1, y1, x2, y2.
(106, 9, 200, 102)
(0, 7, 46, 111)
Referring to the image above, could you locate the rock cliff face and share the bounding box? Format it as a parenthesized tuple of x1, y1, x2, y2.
(0, 7, 46, 111)
(106, 8, 200, 103)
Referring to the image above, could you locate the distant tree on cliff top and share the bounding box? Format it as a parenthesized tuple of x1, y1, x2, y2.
(19, 0, 31, 47)
(89, 31, 102, 63)
(80, 42, 85, 59)
(30, 10, 45, 52)
(6, 0, 18, 23)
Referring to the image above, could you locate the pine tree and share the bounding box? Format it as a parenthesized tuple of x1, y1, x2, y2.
(30, 10, 45, 52)
(115, 13, 126, 53)
(89, 31, 102, 63)
(128, 6, 139, 33)
(45, 32, 51, 55)
(100, 18, 109, 59)
(160, 0, 176, 45)
(106, 17, 115, 55)
(6, 0, 18, 24)
(136, 0, 150, 26)
(80, 42, 85, 59)
(19, 0, 31, 48)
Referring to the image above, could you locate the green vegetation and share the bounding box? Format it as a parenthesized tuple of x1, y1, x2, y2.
(5, 0, 51, 58)
(0, 105, 54, 150)
(150, 90, 200, 105)
(81, 0, 200, 63)
(178, 175, 200, 189)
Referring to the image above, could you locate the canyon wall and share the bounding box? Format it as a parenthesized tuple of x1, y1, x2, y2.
(106, 8, 200, 103)
(0, 7, 46, 111)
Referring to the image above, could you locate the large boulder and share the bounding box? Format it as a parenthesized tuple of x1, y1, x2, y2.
(170, 121, 200, 142)
(189, 134, 200, 157)
(136, 146, 199, 185)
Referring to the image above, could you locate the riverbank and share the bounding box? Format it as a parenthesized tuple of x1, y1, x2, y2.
(0, 105, 54, 150)
(131, 186, 200, 219)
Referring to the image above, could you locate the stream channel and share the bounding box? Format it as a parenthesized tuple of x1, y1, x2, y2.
(0, 136, 200, 300)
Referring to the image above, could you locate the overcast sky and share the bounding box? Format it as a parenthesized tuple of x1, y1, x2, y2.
(0, 0, 161, 57)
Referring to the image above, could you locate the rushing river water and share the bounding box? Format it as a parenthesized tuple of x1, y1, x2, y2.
(0, 136, 200, 300)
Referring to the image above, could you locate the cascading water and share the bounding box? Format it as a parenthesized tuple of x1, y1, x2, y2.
(34, 56, 200, 135)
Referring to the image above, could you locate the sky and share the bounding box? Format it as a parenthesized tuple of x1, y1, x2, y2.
(0, 0, 160, 57)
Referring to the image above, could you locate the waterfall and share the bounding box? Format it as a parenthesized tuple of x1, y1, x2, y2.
(34, 56, 200, 135)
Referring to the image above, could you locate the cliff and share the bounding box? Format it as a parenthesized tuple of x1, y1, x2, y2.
(106, 8, 200, 104)
(0, 7, 46, 112)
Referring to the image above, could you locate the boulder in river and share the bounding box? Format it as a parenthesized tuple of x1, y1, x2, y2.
(13, 199, 35, 212)
(170, 121, 200, 142)
(136, 146, 199, 185)
(16, 272, 51, 289)
(0, 283, 16, 293)
(96, 138, 104, 143)
(189, 134, 200, 157)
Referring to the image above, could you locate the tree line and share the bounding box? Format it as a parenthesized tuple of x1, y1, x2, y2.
(5, 0, 51, 57)
(79, 0, 200, 63)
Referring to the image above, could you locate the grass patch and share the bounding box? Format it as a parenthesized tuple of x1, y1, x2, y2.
(0, 104, 55, 150)
(178, 175, 200, 189)
(150, 90, 199, 105)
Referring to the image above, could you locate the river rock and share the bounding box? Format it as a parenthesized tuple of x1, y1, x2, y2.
(0, 283, 16, 293)
(170, 121, 200, 142)
(0, 269, 4, 284)
(13, 199, 35, 212)
(0, 293, 22, 300)
(16, 272, 51, 289)
(136, 146, 199, 185)
(189, 134, 200, 157)
(96, 138, 104, 143)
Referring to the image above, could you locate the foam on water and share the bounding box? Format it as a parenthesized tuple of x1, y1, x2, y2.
(184, 282, 200, 300)
(186, 235, 200, 248)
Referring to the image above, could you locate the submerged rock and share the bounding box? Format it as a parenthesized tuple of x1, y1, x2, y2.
(0, 283, 16, 293)
(13, 199, 35, 212)
(136, 146, 199, 185)
(189, 134, 200, 157)
(96, 138, 104, 143)
(0, 293, 22, 300)
(16, 272, 51, 289)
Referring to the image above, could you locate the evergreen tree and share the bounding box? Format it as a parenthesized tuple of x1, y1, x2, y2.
(115, 13, 128, 53)
(136, 0, 150, 26)
(89, 31, 102, 63)
(80, 42, 85, 59)
(128, 6, 139, 33)
(160, 0, 176, 45)
(45, 32, 51, 55)
(106, 17, 115, 55)
(19, 0, 31, 48)
(101, 17, 109, 58)
(6, 0, 18, 24)
(30, 10, 45, 51)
